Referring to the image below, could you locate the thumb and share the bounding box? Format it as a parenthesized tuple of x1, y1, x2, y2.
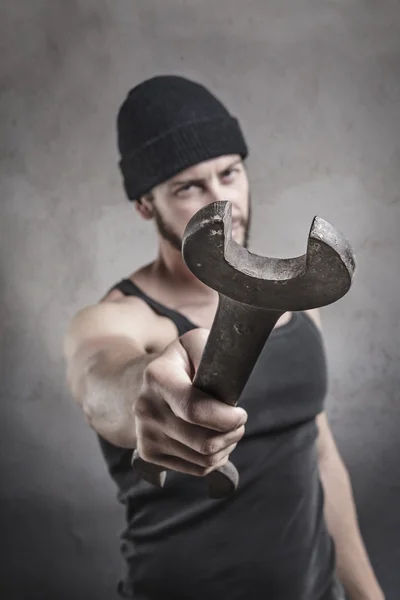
(179, 328, 210, 377)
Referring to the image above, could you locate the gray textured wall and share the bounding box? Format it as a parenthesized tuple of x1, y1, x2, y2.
(1, 1, 399, 599)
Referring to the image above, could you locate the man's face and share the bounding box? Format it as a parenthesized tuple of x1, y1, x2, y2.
(138, 154, 251, 252)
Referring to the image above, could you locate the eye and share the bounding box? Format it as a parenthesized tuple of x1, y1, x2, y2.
(175, 183, 200, 197)
(176, 184, 193, 194)
(221, 167, 240, 181)
(179, 184, 194, 192)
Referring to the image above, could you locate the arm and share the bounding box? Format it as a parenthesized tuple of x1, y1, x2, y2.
(63, 295, 175, 448)
(316, 415, 384, 600)
(64, 298, 246, 477)
(307, 308, 384, 599)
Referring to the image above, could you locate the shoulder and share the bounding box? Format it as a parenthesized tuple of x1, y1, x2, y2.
(64, 296, 150, 355)
(64, 281, 167, 359)
(99, 284, 155, 316)
(100, 265, 152, 305)
(98, 277, 178, 352)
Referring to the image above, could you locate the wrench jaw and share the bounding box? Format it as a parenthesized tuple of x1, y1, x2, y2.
(206, 462, 239, 499)
(131, 450, 167, 488)
(181, 201, 227, 285)
(302, 216, 357, 310)
(182, 202, 357, 312)
(308, 216, 357, 282)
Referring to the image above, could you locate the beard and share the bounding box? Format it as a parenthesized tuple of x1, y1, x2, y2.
(152, 196, 252, 253)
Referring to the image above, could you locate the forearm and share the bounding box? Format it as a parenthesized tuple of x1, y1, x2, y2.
(319, 453, 384, 600)
(69, 340, 156, 448)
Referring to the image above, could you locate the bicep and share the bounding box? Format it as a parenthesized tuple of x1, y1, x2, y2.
(64, 298, 154, 362)
(64, 300, 154, 402)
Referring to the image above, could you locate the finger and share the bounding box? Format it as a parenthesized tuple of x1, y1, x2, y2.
(164, 416, 246, 455)
(143, 353, 192, 402)
(172, 388, 248, 433)
(155, 436, 238, 469)
(143, 446, 234, 477)
(179, 328, 210, 373)
(144, 354, 247, 432)
(160, 332, 209, 381)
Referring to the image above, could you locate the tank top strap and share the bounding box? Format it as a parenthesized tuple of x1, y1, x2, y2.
(113, 278, 196, 336)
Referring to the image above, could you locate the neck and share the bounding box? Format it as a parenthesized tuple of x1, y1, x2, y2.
(151, 237, 215, 297)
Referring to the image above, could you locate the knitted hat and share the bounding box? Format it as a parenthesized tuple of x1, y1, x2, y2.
(117, 75, 249, 201)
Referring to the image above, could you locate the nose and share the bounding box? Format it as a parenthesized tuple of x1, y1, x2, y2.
(207, 180, 238, 205)
(204, 177, 245, 225)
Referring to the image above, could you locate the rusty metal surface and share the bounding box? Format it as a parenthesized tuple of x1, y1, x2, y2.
(183, 201, 356, 311)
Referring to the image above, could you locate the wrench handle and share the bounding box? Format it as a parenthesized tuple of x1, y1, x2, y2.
(193, 296, 282, 497)
(193, 296, 282, 406)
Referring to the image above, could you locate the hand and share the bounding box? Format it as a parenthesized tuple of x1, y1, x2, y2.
(134, 328, 248, 477)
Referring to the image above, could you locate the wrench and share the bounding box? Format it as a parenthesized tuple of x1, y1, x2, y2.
(132, 201, 356, 498)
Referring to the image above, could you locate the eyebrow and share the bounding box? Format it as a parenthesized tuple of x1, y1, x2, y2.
(169, 158, 242, 188)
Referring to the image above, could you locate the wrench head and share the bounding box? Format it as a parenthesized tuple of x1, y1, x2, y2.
(182, 201, 356, 311)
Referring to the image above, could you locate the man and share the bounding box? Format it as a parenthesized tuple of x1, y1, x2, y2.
(64, 75, 384, 600)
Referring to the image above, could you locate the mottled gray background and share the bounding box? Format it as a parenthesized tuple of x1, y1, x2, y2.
(1, 1, 399, 599)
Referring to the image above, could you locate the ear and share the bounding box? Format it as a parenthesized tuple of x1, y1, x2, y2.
(134, 196, 154, 220)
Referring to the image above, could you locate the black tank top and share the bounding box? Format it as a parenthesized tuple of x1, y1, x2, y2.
(97, 279, 337, 600)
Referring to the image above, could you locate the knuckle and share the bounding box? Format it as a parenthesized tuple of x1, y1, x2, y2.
(138, 447, 152, 462)
(184, 399, 201, 423)
(135, 440, 150, 461)
(170, 389, 190, 417)
(143, 360, 162, 387)
(198, 465, 212, 477)
(185, 398, 210, 425)
(196, 454, 228, 477)
(136, 427, 160, 461)
(137, 441, 157, 463)
(201, 458, 227, 477)
(140, 423, 159, 444)
(202, 453, 221, 468)
(199, 437, 220, 456)
(134, 396, 152, 420)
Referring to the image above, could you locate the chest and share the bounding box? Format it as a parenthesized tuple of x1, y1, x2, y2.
(239, 317, 328, 434)
(175, 299, 293, 331)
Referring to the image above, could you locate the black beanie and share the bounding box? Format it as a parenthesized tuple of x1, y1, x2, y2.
(117, 75, 249, 201)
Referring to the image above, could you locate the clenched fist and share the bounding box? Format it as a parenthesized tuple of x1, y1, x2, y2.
(134, 328, 248, 477)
